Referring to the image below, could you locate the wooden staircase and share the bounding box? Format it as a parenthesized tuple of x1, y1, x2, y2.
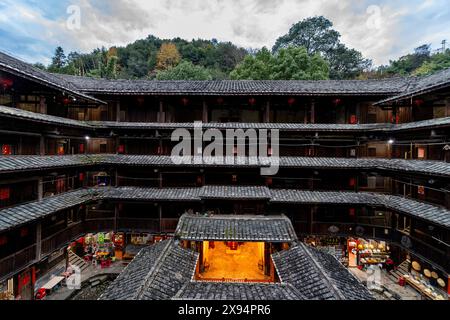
(388, 260, 409, 284)
(68, 250, 90, 273)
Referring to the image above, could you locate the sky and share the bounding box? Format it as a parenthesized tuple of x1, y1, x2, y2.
(0, 0, 449, 67)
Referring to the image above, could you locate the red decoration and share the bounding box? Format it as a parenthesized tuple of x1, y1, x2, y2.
(0, 235, 7, 246)
(248, 98, 256, 106)
(266, 177, 273, 186)
(0, 78, 13, 89)
(2, 144, 12, 155)
(216, 97, 224, 105)
(349, 115, 357, 124)
(0, 187, 10, 200)
(62, 98, 71, 105)
(349, 208, 356, 216)
(333, 98, 342, 106)
(287, 97, 296, 106)
(79, 173, 85, 182)
(391, 114, 400, 124)
(196, 176, 203, 186)
(117, 145, 125, 154)
(349, 178, 356, 187)
(79, 143, 85, 153)
(181, 97, 189, 106)
(414, 99, 424, 107)
(20, 227, 28, 237)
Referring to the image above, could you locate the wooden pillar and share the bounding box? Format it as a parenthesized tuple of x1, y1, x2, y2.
(310, 99, 315, 124)
(202, 100, 208, 123)
(37, 178, 43, 201)
(39, 135, 45, 156)
(310, 206, 315, 234)
(18, 136, 23, 155)
(116, 100, 121, 122)
(158, 204, 163, 233)
(158, 172, 163, 188)
(265, 101, 271, 123)
(158, 99, 165, 123)
(35, 223, 42, 261)
(39, 96, 46, 114)
(114, 204, 119, 232)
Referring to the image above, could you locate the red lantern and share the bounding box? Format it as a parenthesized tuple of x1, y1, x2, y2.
(0, 235, 7, 246)
(333, 98, 342, 106)
(349, 208, 355, 216)
(117, 145, 125, 154)
(79, 143, 85, 153)
(0, 78, 13, 89)
(349, 178, 356, 187)
(63, 98, 71, 105)
(349, 115, 357, 124)
(181, 97, 189, 106)
(266, 177, 273, 186)
(287, 97, 296, 106)
(0, 187, 10, 200)
(414, 99, 424, 107)
(79, 173, 85, 182)
(2, 144, 12, 155)
(248, 97, 256, 106)
(216, 97, 224, 105)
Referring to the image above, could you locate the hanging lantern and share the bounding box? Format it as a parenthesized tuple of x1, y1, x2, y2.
(79, 143, 85, 153)
(248, 97, 256, 106)
(349, 178, 356, 187)
(349, 115, 357, 124)
(266, 177, 273, 186)
(62, 97, 71, 105)
(2, 144, 12, 155)
(79, 172, 85, 182)
(20, 227, 29, 237)
(0, 187, 10, 200)
(414, 99, 424, 107)
(216, 97, 224, 105)
(117, 145, 125, 154)
(181, 97, 189, 106)
(333, 98, 342, 106)
(287, 97, 296, 106)
(0, 78, 13, 89)
(349, 208, 356, 216)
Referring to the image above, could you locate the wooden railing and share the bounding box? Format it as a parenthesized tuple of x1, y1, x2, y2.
(0, 244, 36, 278)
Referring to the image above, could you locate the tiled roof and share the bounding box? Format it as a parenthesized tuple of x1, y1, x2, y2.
(1, 186, 449, 232)
(99, 240, 171, 300)
(375, 68, 450, 105)
(270, 190, 450, 228)
(58, 73, 409, 96)
(2, 154, 450, 177)
(100, 239, 199, 300)
(0, 105, 93, 129)
(0, 188, 95, 232)
(175, 214, 297, 242)
(272, 244, 373, 300)
(175, 282, 305, 300)
(199, 185, 272, 200)
(0, 52, 104, 105)
(101, 238, 372, 300)
(2, 104, 450, 133)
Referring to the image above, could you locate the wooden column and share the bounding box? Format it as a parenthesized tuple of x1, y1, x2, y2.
(39, 96, 46, 114)
(310, 99, 315, 124)
(37, 178, 43, 201)
(39, 135, 45, 155)
(35, 223, 42, 261)
(159, 172, 163, 188)
(116, 100, 121, 122)
(158, 99, 165, 123)
(202, 100, 208, 123)
(264, 101, 271, 123)
(114, 204, 119, 232)
(158, 205, 163, 233)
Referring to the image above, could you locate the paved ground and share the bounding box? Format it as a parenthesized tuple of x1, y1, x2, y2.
(349, 267, 423, 300)
(36, 260, 125, 300)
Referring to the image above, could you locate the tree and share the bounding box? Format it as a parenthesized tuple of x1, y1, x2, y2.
(230, 46, 329, 80)
(156, 42, 181, 71)
(156, 61, 213, 80)
(230, 47, 274, 80)
(413, 49, 450, 76)
(272, 16, 371, 79)
(48, 46, 67, 72)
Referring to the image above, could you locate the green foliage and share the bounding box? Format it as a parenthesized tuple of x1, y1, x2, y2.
(156, 61, 213, 80)
(273, 16, 371, 79)
(413, 49, 450, 76)
(230, 47, 329, 80)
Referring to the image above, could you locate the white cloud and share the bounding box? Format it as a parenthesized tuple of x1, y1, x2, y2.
(2, 0, 448, 66)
